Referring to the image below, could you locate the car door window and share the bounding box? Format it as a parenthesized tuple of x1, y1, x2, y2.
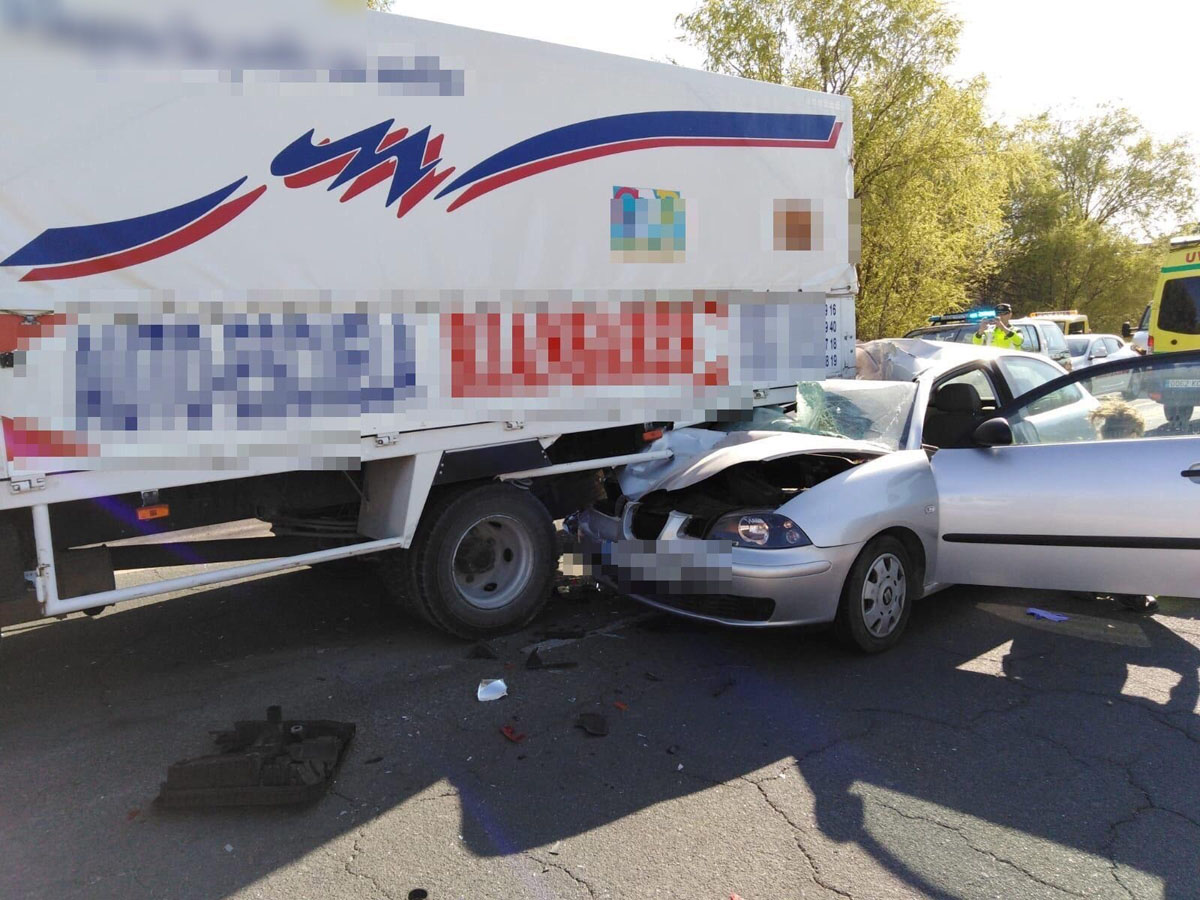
(1042, 324, 1068, 358)
(1017, 325, 1039, 352)
(997, 356, 1067, 399)
(941, 367, 997, 407)
(1006, 355, 1200, 445)
(1103, 337, 1122, 355)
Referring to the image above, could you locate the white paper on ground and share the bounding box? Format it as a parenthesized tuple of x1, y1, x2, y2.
(477, 678, 508, 702)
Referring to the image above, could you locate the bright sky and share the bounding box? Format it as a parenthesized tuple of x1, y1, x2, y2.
(395, 0, 1196, 148)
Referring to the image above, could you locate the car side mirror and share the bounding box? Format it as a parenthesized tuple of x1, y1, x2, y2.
(1090, 346, 1108, 360)
(973, 417, 1013, 447)
(1121, 323, 1133, 339)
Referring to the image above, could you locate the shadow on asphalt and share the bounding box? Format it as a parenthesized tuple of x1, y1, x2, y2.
(2, 568, 1198, 899)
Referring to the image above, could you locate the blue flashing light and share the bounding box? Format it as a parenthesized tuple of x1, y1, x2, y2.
(928, 308, 997, 325)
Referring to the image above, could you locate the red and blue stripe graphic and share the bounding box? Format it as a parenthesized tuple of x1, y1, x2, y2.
(0, 110, 840, 282)
(1, 177, 266, 283)
(270, 120, 455, 219)
(436, 110, 841, 211)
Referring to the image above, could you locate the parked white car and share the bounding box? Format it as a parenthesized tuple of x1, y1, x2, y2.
(1067, 334, 1142, 397)
(576, 340, 1200, 652)
(1068, 334, 1139, 370)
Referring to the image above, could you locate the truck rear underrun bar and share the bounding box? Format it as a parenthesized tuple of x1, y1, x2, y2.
(26, 448, 673, 618)
(30, 503, 409, 618)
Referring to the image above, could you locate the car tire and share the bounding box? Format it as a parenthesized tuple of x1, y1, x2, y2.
(1165, 405, 1194, 432)
(834, 535, 913, 654)
(379, 482, 557, 639)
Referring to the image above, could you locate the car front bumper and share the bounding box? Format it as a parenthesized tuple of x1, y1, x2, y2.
(574, 507, 859, 627)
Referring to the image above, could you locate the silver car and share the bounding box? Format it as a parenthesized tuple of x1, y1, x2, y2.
(1067, 334, 1141, 396)
(576, 340, 1200, 652)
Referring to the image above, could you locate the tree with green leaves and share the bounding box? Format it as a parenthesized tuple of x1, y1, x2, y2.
(984, 109, 1195, 331)
(678, 0, 1007, 338)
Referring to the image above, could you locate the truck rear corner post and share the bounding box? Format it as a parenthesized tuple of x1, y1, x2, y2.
(0, 0, 856, 641)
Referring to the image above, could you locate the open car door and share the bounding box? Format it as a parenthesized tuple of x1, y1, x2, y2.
(930, 350, 1200, 598)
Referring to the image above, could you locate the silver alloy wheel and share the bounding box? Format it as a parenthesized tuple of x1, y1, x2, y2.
(450, 514, 536, 610)
(860, 552, 906, 638)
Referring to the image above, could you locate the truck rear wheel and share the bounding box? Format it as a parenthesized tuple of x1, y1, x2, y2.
(381, 483, 557, 638)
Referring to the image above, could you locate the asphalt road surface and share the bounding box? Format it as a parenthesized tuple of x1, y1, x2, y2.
(2, 556, 1199, 900)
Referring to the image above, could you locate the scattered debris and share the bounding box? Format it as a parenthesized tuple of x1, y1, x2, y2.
(539, 627, 588, 640)
(525, 648, 578, 671)
(363, 756, 383, 765)
(644, 671, 663, 682)
(477, 679, 508, 702)
(712, 677, 737, 698)
(575, 713, 609, 736)
(408, 890, 429, 900)
(676, 763, 684, 771)
(666, 745, 680, 755)
(500, 725, 526, 743)
(224, 844, 234, 853)
(548, 841, 561, 855)
(126, 808, 141, 821)
(157, 706, 355, 808)
(613, 701, 629, 711)
(1026, 608, 1070, 623)
(468, 641, 500, 660)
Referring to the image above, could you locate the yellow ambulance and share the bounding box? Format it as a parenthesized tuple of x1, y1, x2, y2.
(1145, 235, 1200, 428)
(1148, 235, 1200, 354)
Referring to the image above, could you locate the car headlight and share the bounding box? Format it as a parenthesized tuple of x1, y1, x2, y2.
(707, 512, 811, 549)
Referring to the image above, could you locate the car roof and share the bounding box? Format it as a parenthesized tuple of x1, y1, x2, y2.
(856, 338, 1039, 382)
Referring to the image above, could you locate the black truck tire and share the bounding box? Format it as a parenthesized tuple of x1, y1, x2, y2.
(380, 482, 557, 639)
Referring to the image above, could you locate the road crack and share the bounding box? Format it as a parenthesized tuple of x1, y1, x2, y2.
(343, 834, 398, 900)
(746, 778, 853, 899)
(867, 797, 1087, 899)
(528, 853, 598, 899)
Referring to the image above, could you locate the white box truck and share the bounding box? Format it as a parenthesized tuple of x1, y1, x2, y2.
(0, 0, 856, 639)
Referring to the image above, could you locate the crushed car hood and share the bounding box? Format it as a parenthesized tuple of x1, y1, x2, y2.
(618, 428, 889, 500)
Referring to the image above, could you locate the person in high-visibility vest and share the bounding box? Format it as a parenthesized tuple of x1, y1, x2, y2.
(971, 303, 1024, 349)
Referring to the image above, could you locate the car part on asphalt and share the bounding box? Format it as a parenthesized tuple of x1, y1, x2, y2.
(575, 713, 609, 736)
(156, 706, 355, 808)
(476, 678, 508, 701)
(499, 725, 526, 743)
(525, 648, 578, 670)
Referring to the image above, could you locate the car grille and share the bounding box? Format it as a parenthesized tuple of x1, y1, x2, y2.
(643, 593, 776, 622)
(630, 506, 669, 539)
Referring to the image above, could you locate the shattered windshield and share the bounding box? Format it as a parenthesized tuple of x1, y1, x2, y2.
(713, 380, 917, 450)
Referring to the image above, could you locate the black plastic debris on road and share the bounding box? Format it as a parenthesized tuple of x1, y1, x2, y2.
(526, 648, 579, 671)
(157, 706, 355, 808)
(575, 713, 609, 736)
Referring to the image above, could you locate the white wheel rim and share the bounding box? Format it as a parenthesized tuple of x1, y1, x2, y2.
(861, 552, 906, 638)
(450, 515, 535, 611)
